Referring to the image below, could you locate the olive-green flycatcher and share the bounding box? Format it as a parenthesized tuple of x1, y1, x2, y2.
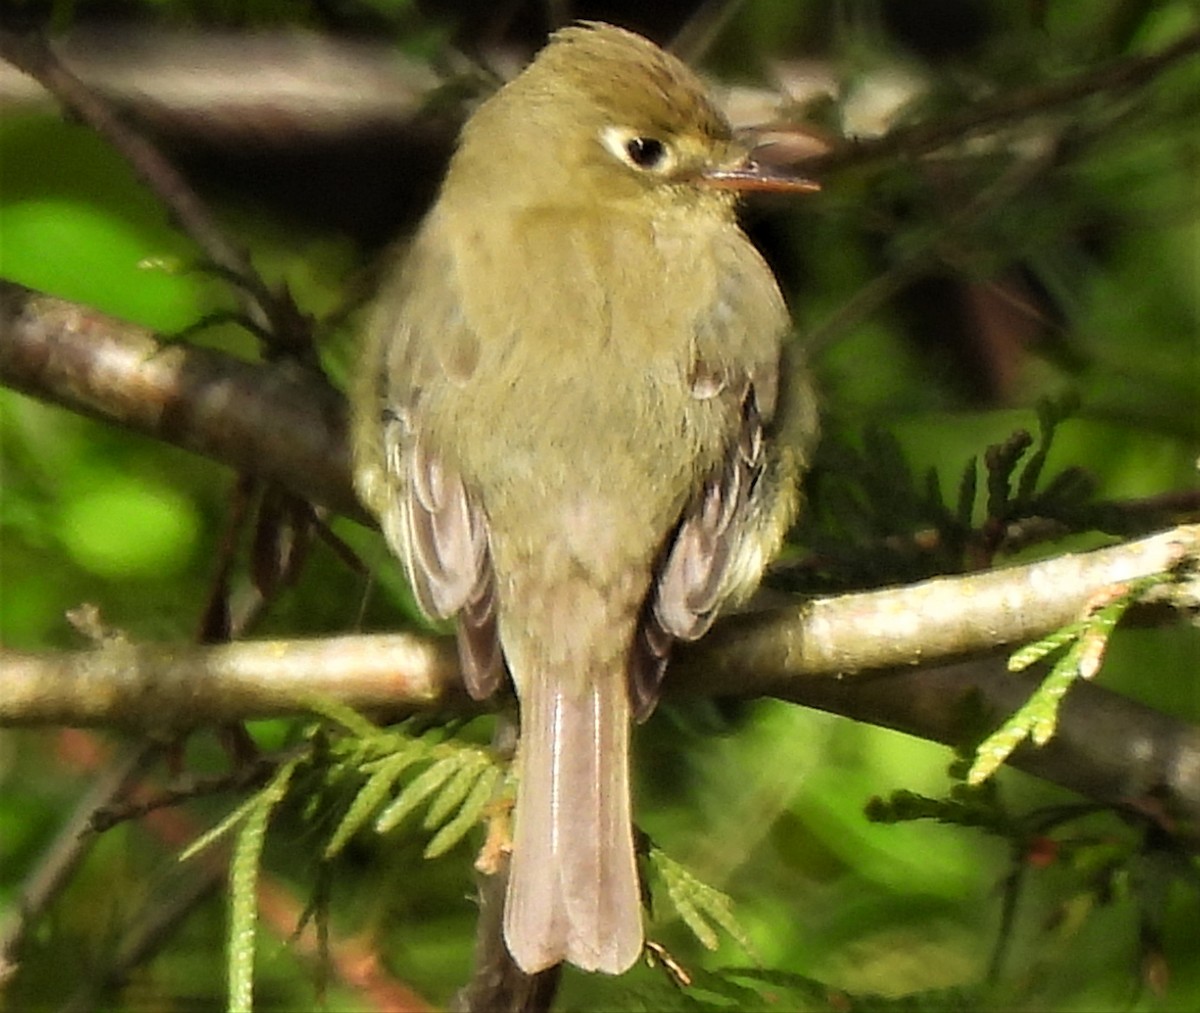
(353, 21, 818, 975)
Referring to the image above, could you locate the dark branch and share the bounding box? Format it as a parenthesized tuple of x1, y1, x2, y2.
(0, 744, 159, 979)
(807, 26, 1200, 174)
(0, 280, 361, 519)
(0, 27, 274, 324)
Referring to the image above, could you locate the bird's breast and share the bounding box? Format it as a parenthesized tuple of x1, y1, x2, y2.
(424, 203, 770, 576)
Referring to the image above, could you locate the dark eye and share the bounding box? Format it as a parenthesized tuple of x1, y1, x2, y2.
(625, 136, 667, 169)
(601, 127, 676, 174)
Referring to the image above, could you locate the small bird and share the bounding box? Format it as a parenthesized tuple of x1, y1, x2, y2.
(352, 21, 818, 975)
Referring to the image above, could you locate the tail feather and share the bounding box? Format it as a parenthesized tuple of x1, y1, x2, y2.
(503, 666, 642, 974)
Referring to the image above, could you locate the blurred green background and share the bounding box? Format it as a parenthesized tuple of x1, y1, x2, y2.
(1, 0, 1197, 1009)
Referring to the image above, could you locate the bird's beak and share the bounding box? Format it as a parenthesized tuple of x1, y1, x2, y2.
(700, 155, 821, 194)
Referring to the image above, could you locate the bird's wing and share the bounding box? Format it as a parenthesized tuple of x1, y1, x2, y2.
(355, 225, 504, 700)
(397, 422, 503, 698)
(628, 379, 769, 720)
(628, 235, 815, 721)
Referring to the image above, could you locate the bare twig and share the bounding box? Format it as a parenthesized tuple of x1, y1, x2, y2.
(88, 755, 281, 833)
(451, 711, 562, 1013)
(0, 742, 158, 980)
(6, 15, 1196, 1008)
(807, 26, 1200, 174)
(0, 632, 465, 727)
(677, 524, 1199, 699)
(0, 27, 277, 333)
(4, 274, 1199, 826)
(452, 857, 561, 1013)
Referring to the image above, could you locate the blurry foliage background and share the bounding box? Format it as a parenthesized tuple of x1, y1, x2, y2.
(1, 0, 1198, 1010)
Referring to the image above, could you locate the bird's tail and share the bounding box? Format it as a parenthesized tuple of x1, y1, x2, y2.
(502, 649, 642, 975)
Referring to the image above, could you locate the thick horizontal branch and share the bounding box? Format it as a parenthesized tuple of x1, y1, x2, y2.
(3, 527, 1199, 838)
(676, 524, 1200, 698)
(4, 278, 1199, 687)
(3, 513, 1195, 727)
(0, 280, 362, 518)
(4, 24, 1196, 174)
(2, 642, 1198, 844)
(787, 658, 1200, 838)
(0, 632, 465, 727)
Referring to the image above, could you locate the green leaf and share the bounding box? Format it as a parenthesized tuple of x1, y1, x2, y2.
(180, 789, 264, 863)
(1007, 620, 1087, 671)
(422, 753, 487, 830)
(303, 696, 384, 740)
(324, 744, 423, 858)
(425, 764, 500, 858)
(650, 847, 758, 960)
(375, 754, 461, 834)
(970, 573, 1169, 784)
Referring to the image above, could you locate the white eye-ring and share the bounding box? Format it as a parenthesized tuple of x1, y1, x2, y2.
(601, 126, 675, 174)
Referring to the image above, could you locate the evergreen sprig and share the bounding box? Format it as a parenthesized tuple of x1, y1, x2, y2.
(968, 571, 1169, 784)
(179, 703, 503, 1012)
(647, 845, 758, 960)
(779, 396, 1102, 592)
(180, 755, 303, 1013)
(307, 700, 505, 861)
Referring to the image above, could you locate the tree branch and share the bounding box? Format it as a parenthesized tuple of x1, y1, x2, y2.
(0, 26, 277, 332)
(0, 25, 444, 142)
(785, 656, 1200, 839)
(2, 527, 1198, 840)
(807, 25, 1200, 174)
(5, 17, 1198, 1009)
(3, 526, 1195, 727)
(3, 23, 1196, 178)
(676, 526, 1199, 700)
(0, 280, 361, 518)
(0, 632, 464, 727)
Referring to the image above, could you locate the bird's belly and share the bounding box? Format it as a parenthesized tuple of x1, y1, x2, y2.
(464, 363, 730, 582)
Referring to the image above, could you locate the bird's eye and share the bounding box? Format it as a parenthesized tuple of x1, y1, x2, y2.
(625, 136, 666, 169)
(601, 127, 675, 174)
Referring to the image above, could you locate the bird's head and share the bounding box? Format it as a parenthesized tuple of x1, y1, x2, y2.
(446, 22, 817, 216)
